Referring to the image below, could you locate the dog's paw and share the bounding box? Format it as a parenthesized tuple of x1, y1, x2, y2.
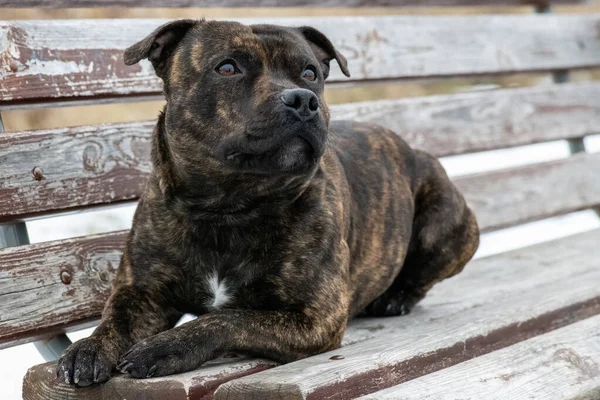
(56, 338, 115, 387)
(117, 332, 205, 379)
(362, 290, 419, 317)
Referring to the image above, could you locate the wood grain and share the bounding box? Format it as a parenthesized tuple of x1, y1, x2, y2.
(19, 229, 600, 399)
(0, 122, 154, 221)
(0, 0, 588, 7)
(457, 152, 600, 232)
(357, 315, 600, 400)
(0, 231, 127, 350)
(2, 83, 599, 222)
(2, 15, 600, 107)
(23, 357, 276, 400)
(332, 81, 600, 157)
(216, 229, 600, 400)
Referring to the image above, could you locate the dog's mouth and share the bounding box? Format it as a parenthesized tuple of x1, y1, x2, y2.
(224, 133, 320, 173)
(224, 145, 281, 163)
(225, 145, 280, 162)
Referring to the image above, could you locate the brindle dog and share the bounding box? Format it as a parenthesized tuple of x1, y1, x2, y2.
(57, 19, 479, 386)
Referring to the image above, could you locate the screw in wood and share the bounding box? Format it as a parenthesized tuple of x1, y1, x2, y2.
(60, 270, 72, 285)
(32, 167, 45, 181)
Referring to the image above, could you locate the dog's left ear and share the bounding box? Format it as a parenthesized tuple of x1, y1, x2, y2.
(297, 26, 350, 80)
(124, 19, 198, 79)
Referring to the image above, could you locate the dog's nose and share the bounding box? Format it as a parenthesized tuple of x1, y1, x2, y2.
(280, 89, 319, 120)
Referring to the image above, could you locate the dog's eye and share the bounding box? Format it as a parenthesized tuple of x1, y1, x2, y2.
(216, 61, 239, 76)
(302, 67, 317, 82)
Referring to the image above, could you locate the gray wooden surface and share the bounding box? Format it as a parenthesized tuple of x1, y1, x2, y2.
(2, 15, 600, 107)
(357, 315, 600, 400)
(23, 357, 276, 400)
(332, 81, 600, 157)
(0, 231, 126, 349)
(2, 83, 599, 221)
(0, 122, 153, 221)
(20, 229, 600, 400)
(0, 0, 588, 7)
(459, 152, 600, 232)
(216, 229, 600, 399)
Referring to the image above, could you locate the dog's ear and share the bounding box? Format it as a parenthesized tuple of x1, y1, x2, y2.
(124, 19, 197, 78)
(296, 26, 350, 80)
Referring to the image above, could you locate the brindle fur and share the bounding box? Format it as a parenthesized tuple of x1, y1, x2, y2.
(57, 19, 479, 386)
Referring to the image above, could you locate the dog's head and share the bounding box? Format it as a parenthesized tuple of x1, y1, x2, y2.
(125, 19, 349, 183)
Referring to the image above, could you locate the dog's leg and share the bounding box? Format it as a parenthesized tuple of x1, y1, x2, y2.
(117, 279, 349, 378)
(56, 252, 183, 386)
(363, 151, 480, 317)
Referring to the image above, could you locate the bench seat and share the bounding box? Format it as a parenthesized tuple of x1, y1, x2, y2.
(358, 314, 600, 400)
(22, 229, 600, 399)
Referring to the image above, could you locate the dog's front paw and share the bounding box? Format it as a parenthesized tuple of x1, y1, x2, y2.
(117, 332, 209, 379)
(56, 338, 116, 387)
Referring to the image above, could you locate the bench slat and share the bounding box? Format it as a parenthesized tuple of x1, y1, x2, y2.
(216, 229, 600, 400)
(357, 314, 600, 400)
(0, 121, 154, 222)
(19, 229, 600, 400)
(332, 81, 600, 157)
(2, 83, 599, 222)
(2, 15, 600, 108)
(0, 231, 126, 349)
(0, 0, 589, 7)
(23, 357, 277, 400)
(459, 152, 600, 232)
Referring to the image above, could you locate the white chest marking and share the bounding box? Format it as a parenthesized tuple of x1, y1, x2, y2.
(205, 272, 231, 309)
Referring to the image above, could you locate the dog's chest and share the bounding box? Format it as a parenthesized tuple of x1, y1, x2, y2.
(178, 222, 291, 314)
(182, 252, 269, 313)
(203, 271, 232, 309)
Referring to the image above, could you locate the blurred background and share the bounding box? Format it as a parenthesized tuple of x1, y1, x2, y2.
(2, 3, 600, 399)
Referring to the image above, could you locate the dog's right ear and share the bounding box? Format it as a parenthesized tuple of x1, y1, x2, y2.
(124, 19, 198, 78)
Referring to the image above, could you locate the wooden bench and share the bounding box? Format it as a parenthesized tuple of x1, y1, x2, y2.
(1, 1, 599, 399)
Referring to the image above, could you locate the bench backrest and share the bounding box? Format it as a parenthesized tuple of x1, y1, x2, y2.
(0, 0, 599, 350)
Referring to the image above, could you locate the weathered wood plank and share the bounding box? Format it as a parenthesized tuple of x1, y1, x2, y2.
(2, 83, 599, 222)
(0, 231, 127, 350)
(23, 357, 276, 400)
(0, 122, 154, 222)
(216, 229, 600, 400)
(357, 315, 600, 400)
(332, 81, 600, 157)
(0, 0, 588, 7)
(18, 228, 600, 399)
(457, 152, 600, 232)
(2, 15, 600, 107)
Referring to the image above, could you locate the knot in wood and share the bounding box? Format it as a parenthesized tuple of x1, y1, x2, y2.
(60, 270, 72, 285)
(99, 270, 110, 282)
(83, 144, 101, 171)
(329, 355, 345, 360)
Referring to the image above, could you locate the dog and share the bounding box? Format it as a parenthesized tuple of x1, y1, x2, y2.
(57, 19, 479, 386)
